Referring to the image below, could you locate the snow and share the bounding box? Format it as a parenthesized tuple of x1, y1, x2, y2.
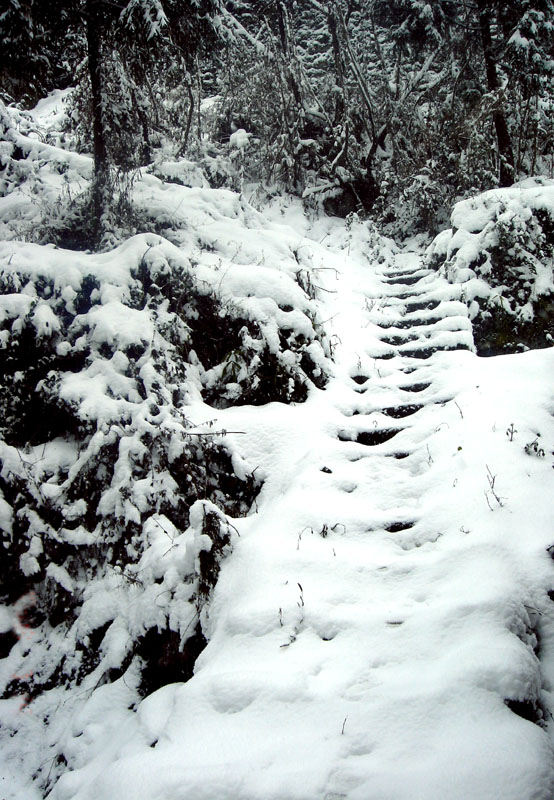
(427, 182, 554, 323)
(1, 102, 554, 800)
(29, 89, 73, 130)
(6, 201, 551, 800)
(450, 183, 554, 237)
(152, 159, 209, 189)
(229, 128, 253, 150)
(42, 319, 554, 799)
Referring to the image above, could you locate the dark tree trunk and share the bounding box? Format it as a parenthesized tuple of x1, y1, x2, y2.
(271, 1, 304, 188)
(276, 2, 302, 107)
(86, 0, 109, 241)
(328, 8, 346, 123)
(177, 75, 194, 158)
(477, 0, 515, 187)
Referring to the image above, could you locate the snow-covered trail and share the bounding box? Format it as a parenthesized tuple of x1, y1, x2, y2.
(1, 96, 553, 799)
(50, 232, 554, 800)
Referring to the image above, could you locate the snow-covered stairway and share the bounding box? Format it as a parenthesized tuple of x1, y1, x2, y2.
(335, 249, 474, 455)
(48, 238, 554, 800)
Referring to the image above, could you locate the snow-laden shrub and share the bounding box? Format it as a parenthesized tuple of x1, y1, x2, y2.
(0, 97, 96, 248)
(375, 170, 450, 239)
(0, 99, 330, 773)
(0, 236, 251, 670)
(427, 179, 554, 354)
(0, 97, 330, 400)
(0, 225, 329, 790)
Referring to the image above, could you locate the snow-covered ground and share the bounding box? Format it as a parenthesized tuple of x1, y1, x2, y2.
(1, 94, 554, 800)
(48, 240, 554, 800)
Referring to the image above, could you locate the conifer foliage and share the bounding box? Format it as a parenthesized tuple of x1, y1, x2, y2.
(215, 0, 554, 230)
(0, 0, 81, 104)
(3, 0, 552, 231)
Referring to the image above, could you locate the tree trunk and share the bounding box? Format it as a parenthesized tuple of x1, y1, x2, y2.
(327, 7, 346, 123)
(477, 0, 515, 187)
(271, 2, 304, 188)
(86, 0, 109, 241)
(276, 2, 302, 107)
(177, 73, 194, 158)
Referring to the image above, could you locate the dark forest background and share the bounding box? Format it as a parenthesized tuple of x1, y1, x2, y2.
(2, 0, 553, 242)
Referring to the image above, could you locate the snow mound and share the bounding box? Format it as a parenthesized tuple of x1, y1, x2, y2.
(427, 182, 554, 354)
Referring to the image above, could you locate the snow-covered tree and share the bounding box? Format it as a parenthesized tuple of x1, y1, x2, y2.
(79, 0, 224, 245)
(0, 0, 81, 104)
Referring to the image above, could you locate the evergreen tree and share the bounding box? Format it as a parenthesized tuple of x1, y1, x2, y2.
(81, 0, 223, 245)
(498, 0, 554, 175)
(0, 0, 81, 104)
(474, 0, 515, 186)
(3, 0, 553, 233)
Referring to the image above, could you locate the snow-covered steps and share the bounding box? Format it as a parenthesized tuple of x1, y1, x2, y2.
(381, 272, 429, 285)
(13, 219, 554, 800)
(362, 258, 474, 369)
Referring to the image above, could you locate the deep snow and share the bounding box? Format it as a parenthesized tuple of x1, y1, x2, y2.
(0, 93, 554, 800)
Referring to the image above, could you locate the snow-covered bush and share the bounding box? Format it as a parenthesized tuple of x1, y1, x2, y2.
(375, 170, 449, 239)
(0, 237, 248, 689)
(427, 179, 554, 354)
(0, 213, 329, 790)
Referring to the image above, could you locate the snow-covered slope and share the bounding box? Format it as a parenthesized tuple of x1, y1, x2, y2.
(39, 231, 554, 800)
(1, 99, 554, 800)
